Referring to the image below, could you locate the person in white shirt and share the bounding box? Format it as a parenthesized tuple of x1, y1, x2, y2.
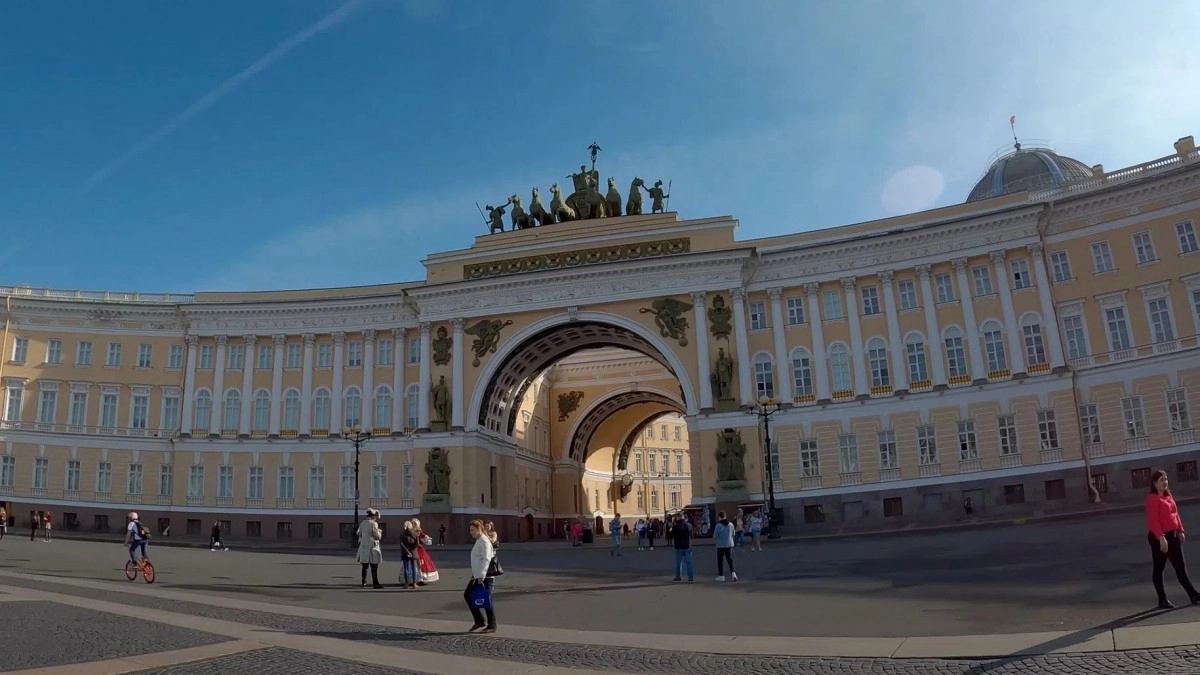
(465, 519, 496, 633)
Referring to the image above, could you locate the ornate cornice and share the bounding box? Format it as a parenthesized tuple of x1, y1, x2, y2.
(180, 297, 412, 336)
(462, 237, 692, 281)
(1044, 163, 1200, 228)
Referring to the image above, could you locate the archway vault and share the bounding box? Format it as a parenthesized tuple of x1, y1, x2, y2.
(470, 312, 697, 437)
(567, 390, 684, 463)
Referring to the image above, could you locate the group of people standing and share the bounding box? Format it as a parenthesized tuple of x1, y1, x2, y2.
(23, 510, 52, 542)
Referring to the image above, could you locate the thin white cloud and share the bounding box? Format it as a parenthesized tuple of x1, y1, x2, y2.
(80, 0, 370, 193)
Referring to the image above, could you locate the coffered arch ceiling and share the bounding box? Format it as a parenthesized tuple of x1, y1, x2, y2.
(567, 390, 684, 463)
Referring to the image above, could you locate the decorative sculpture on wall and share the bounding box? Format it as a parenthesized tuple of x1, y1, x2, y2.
(708, 294, 732, 341)
(425, 447, 451, 495)
(557, 391, 585, 422)
(464, 318, 514, 366)
(430, 375, 451, 424)
(715, 428, 747, 483)
(639, 297, 693, 346)
(711, 347, 735, 402)
(431, 326, 453, 366)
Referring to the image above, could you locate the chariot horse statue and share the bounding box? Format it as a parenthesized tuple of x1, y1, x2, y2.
(565, 165, 609, 220)
(528, 187, 552, 227)
(509, 194, 535, 230)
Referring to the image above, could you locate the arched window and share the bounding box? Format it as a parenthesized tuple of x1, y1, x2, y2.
(829, 343, 851, 391)
(943, 326, 968, 378)
(222, 390, 240, 431)
(905, 333, 929, 383)
(790, 347, 814, 397)
(374, 385, 393, 429)
(194, 390, 212, 432)
(1021, 314, 1047, 366)
(405, 384, 420, 429)
(312, 388, 331, 431)
(867, 338, 890, 387)
(282, 389, 300, 431)
(752, 353, 775, 399)
(344, 386, 362, 429)
(252, 389, 270, 432)
(982, 320, 1007, 371)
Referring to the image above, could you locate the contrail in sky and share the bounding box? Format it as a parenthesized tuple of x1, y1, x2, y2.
(81, 0, 370, 193)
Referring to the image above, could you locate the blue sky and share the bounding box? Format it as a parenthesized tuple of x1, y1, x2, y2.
(1, 0, 1197, 293)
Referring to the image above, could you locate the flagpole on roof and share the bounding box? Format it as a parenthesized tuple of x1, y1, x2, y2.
(1010, 115, 1021, 151)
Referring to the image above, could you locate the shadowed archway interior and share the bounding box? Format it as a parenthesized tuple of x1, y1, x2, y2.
(568, 391, 684, 462)
(615, 408, 686, 471)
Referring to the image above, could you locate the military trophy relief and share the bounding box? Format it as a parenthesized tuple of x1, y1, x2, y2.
(429, 375, 452, 433)
(477, 142, 672, 234)
(423, 447, 453, 513)
(557, 390, 585, 422)
(714, 427, 749, 495)
(464, 318, 514, 367)
(639, 297, 693, 347)
(431, 325, 453, 367)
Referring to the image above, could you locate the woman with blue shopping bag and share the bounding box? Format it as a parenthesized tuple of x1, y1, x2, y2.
(464, 519, 497, 633)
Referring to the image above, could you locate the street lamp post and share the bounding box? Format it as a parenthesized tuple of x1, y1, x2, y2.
(345, 428, 373, 548)
(658, 470, 669, 517)
(746, 397, 783, 539)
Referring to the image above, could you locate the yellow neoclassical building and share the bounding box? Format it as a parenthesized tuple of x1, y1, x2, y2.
(1, 134, 1199, 543)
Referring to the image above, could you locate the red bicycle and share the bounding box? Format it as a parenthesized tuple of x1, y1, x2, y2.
(124, 557, 155, 584)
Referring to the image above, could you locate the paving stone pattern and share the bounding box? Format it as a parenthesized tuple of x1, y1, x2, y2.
(0, 600, 230, 672)
(128, 647, 428, 675)
(4, 577, 1200, 674)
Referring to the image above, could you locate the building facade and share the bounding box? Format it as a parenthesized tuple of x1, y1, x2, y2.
(1, 135, 1198, 542)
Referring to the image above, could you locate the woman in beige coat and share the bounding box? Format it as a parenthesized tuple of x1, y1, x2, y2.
(356, 508, 384, 589)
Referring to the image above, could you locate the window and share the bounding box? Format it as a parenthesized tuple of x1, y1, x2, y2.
(837, 434, 860, 473)
(161, 394, 179, 431)
(786, 297, 805, 325)
(371, 465, 387, 499)
(339, 465, 354, 500)
(248, 466, 264, 499)
(1010, 259, 1032, 290)
(69, 391, 87, 426)
(661, 424, 668, 439)
(130, 393, 149, 429)
(1037, 410, 1059, 449)
(670, 485, 681, 510)
(1021, 315, 1047, 366)
(674, 426, 682, 442)
(877, 431, 898, 469)
(829, 344, 851, 391)
(276, 522, 293, 539)
(1091, 241, 1114, 273)
(100, 393, 119, 428)
(651, 490, 659, 512)
(46, 339, 62, 364)
(279, 466, 295, 499)
(1062, 315, 1088, 360)
(404, 385, 419, 429)
(649, 452, 657, 473)
(935, 274, 955, 303)
(127, 463, 143, 496)
(1092, 473, 1109, 496)
(0, 456, 14, 488)
(982, 321, 1007, 371)
(137, 344, 152, 368)
(199, 344, 214, 369)
(790, 348, 814, 397)
(1147, 297, 1176, 343)
(1179, 461, 1199, 482)
(799, 440, 820, 477)
(344, 387, 362, 429)
(403, 463, 414, 499)
(636, 491, 644, 511)
(309, 466, 326, 499)
(12, 337, 28, 363)
(187, 465, 204, 498)
(1045, 479, 1066, 500)
(257, 344, 272, 370)
(376, 339, 393, 366)
(957, 420, 978, 460)
(917, 425, 937, 465)
(898, 280, 917, 310)
(635, 452, 644, 473)
(675, 451, 684, 474)
(972, 266, 993, 296)
(867, 338, 890, 387)
(106, 342, 122, 367)
(407, 336, 420, 364)
(998, 415, 1018, 455)
(347, 341, 363, 367)
(1050, 251, 1072, 283)
(1079, 404, 1101, 445)
(905, 334, 928, 383)
(943, 327, 968, 378)
(38, 389, 57, 424)
(158, 464, 172, 497)
(317, 343, 332, 368)
(1167, 389, 1191, 431)
(194, 391, 212, 431)
(222, 391, 240, 431)
(252, 390, 270, 431)
(65, 460, 80, 492)
(313, 388, 331, 430)
(308, 522, 324, 539)
(1104, 306, 1132, 351)
(823, 290, 843, 320)
(1122, 396, 1147, 438)
(167, 345, 183, 369)
(76, 341, 92, 365)
(1131, 467, 1153, 489)
(375, 386, 393, 429)
(217, 465, 234, 499)
(228, 345, 244, 370)
(286, 343, 302, 369)
(883, 497, 903, 517)
(281, 390, 300, 430)
(766, 442, 779, 480)
(749, 301, 768, 330)
(95, 461, 113, 493)
(33, 457, 48, 489)
(1003, 484, 1026, 505)
(860, 285, 880, 316)
(1132, 232, 1156, 264)
(1177, 221, 1199, 254)
(752, 354, 774, 399)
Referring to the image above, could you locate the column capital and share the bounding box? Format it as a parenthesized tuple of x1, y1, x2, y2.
(392, 327, 406, 340)
(419, 322, 432, 335)
(451, 318, 465, 332)
(1026, 242, 1045, 259)
(243, 335, 258, 347)
(363, 329, 377, 343)
(302, 333, 316, 346)
(950, 258, 969, 273)
(273, 334, 287, 347)
(804, 282, 821, 296)
(766, 287, 783, 301)
(877, 270, 895, 285)
(216, 335, 228, 347)
(840, 276, 857, 291)
(689, 290, 707, 304)
(332, 332, 346, 345)
(989, 249, 1007, 265)
(730, 288, 745, 303)
(914, 264, 932, 279)
(185, 335, 199, 347)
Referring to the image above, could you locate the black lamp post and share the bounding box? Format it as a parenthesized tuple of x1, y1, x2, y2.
(657, 470, 669, 517)
(345, 428, 373, 548)
(746, 397, 783, 539)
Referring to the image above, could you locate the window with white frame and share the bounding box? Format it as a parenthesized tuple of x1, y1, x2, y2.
(279, 466, 295, 499)
(76, 341, 92, 366)
(227, 345, 244, 370)
(339, 465, 354, 500)
(1091, 242, 1115, 273)
(675, 451, 684, 474)
(248, 465, 264, 499)
(943, 327, 968, 378)
(957, 420, 978, 460)
(935, 274, 955, 303)
(347, 341, 363, 367)
(753, 354, 775, 399)
(1167, 389, 1191, 431)
(317, 343, 332, 368)
(898, 280, 918, 310)
(106, 342, 122, 367)
(162, 393, 179, 431)
(1062, 314, 1088, 360)
(905, 333, 928, 383)
(69, 391, 87, 426)
(1122, 396, 1147, 438)
(33, 457, 48, 490)
(222, 391, 240, 430)
(786, 296, 805, 325)
(860, 285, 880, 316)
(38, 388, 57, 424)
(313, 388, 331, 430)
(1079, 404, 1101, 445)
(766, 442, 780, 480)
(46, 339, 62, 365)
(1177, 221, 1199, 254)
(917, 425, 937, 465)
(375, 386, 393, 429)
(98, 461, 114, 495)
(1036, 409, 1059, 449)
(1104, 305, 1133, 351)
(1050, 251, 1072, 283)
(217, 465, 234, 499)
(1147, 296, 1176, 343)
(194, 391, 211, 431)
(199, 344, 213, 369)
(127, 463, 143, 496)
(982, 321, 1007, 371)
(158, 464, 172, 496)
(405, 385, 419, 428)
(636, 490, 644, 511)
(309, 466, 325, 500)
(407, 336, 420, 364)
(257, 344, 272, 370)
(1021, 315, 1047, 366)
(376, 339, 393, 366)
(11, 337, 28, 363)
(1132, 232, 1156, 264)
(669, 485, 682, 509)
(749, 301, 768, 330)
(136, 344, 152, 368)
(286, 343, 301, 369)
(635, 452, 644, 473)
(650, 489, 659, 512)
(829, 343, 851, 391)
(972, 266, 993, 296)
(283, 390, 300, 429)
(877, 431, 898, 469)
(838, 434, 860, 473)
(998, 415, 1019, 455)
(252, 390, 270, 431)
(799, 440, 820, 477)
(100, 392, 118, 428)
(649, 451, 657, 473)
(0, 456, 14, 488)
(867, 338, 890, 387)
(168, 345, 184, 369)
(371, 465, 387, 499)
(823, 290, 843, 320)
(1193, 288, 1200, 329)
(790, 348, 813, 397)
(344, 387, 362, 429)
(66, 460, 80, 492)
(187, 465, 204, 498)
(130, 393, 149, 429)
(1010, 259, 1032, 290)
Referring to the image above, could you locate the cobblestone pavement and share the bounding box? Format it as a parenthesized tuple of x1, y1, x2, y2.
(126, 647, 428, 674)
(4, 576, 1200, 674)
(0, 599, 230, 672)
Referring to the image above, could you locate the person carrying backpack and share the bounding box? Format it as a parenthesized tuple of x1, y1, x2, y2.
(124, 512, 150, 566)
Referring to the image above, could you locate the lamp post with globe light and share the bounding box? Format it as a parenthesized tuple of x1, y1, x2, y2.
(746, 396, 783, 539)
(345, 428, 373, 548)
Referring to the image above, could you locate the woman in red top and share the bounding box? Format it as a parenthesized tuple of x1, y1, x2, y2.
(1145, 469, 1200, 609)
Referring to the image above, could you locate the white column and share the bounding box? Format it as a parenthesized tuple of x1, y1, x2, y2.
(842, 277, 869, 396)
(914, 265, 947, 386)
(1027, 243, 1066, 369)
(361, 330, 376, 431)
(300, 334, 315, 435)
(451, 319, 465, 429)
(237, 335, 256, 435)
(730, 288, 754, 405)
(268, 335, 285, 436)
(331, 332, 345, 433)
(209, 336, 227, 436)
(181, 335, 198, 434)
(417, 322, 432, 430)
(877, 271, 908, 391)
(991, 250, 1026, 374)
(804, 283, 831, 401)
(391, 328, 406, 432)
(766, 288, 792, 403)
(690, 291, 713, 410)
(952, 258, 987, 380)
